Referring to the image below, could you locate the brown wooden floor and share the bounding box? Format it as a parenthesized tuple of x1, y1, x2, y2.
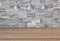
(0, 28, 60, 41)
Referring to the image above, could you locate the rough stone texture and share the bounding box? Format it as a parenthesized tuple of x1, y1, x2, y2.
(0, 0, 60, 28)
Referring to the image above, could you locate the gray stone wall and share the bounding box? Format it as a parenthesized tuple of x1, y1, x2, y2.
(0, 0, 60, 28)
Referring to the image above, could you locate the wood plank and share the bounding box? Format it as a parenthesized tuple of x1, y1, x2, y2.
(0, 28, 60, 40)
(0, 40, 60, 41)
(0, 38, 60, 41)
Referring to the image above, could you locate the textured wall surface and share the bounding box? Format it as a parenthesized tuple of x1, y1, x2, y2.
(0, 0, 60, 28)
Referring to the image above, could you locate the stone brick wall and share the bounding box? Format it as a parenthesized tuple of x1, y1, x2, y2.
(0, 0, 60, 28)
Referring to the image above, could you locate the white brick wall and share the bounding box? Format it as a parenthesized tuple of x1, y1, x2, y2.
(0, 0, 60, 28)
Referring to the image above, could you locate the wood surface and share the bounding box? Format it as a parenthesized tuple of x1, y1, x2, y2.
(0, 28, 60, 41)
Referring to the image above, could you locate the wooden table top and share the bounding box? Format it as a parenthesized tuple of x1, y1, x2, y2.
(0, 28, 60, 41)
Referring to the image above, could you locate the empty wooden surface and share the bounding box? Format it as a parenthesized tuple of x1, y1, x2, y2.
(0, 28, 60, 41)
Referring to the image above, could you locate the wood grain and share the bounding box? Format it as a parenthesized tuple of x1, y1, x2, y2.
(0, 28, 60, 41)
